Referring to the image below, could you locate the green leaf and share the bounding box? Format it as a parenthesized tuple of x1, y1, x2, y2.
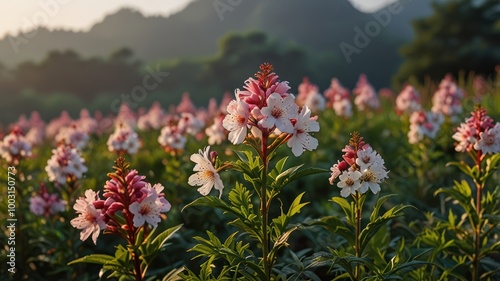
(306, 216, 354, 246)
(332, 197, 356, 226)
(149, 224, 183, 253)
(447, 161, 473, 178)
(67, 254, 118, 266)
(369, 194, 396, 222)
(359, 204, 410, 254)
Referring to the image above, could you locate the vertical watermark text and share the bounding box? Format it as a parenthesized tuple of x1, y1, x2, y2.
(6, 166, 17, 274)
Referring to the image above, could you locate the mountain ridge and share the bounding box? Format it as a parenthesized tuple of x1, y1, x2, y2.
(0, 0, 431, 68)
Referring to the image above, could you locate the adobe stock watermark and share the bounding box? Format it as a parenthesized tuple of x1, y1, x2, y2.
(213, 0, 243, 21)
(339, 0, 406, 63)
(9, 0, 72, 54)
(110, 64, 170, 113)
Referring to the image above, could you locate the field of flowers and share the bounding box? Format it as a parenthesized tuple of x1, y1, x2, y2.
(1, 63, 499, 281)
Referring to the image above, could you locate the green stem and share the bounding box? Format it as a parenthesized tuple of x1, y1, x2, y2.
(473, 181, 482, 281)
(260, 134, 270, 281)
(472, 150, 483, 281)
(354, 192, 362, 281)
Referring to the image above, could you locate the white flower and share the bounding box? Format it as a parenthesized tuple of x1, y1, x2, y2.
(55, 125, 89, 150)
(304, 91, 326, 113)
(337, 170, 362, 198)
(45, 144, 87, 185)
(260, 93, 298, 133)
(358, 163, 389, 195)
(355, 146, 384, 171)
(287, 106, 319, 156)
(474, 123, 500, 154)
(107, 123, 140, 154)
(223, 100, 250, 144)
(178, 112, 204, 136)
(333, 99, 352, 118)
(158, 125, 187, 150)
(70, 190, 106, 244)
(188, 146, 224, 198)
(205, 117, 226, 145)
(0, 129, 32, 164)
(129, 185, 165, 228)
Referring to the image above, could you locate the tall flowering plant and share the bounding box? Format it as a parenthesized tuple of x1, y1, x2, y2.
(422, 106, 500, 281)
(182, 63, 325, 280)
(310, 132, 424, 280)
(68, 157, 182, 281)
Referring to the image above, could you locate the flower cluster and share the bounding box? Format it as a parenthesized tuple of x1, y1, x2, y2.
(45, 143, 88, 185)
(353, 74, 380, 112)
(222, 63, 320, 157)
(29, 183, 67, 217)
(0, 126, 32, 165)
(324, 78, 352, 118)
(205, 114, 227, 145)
(137, 102, 164, 131)
(107, 122, 140, 155)
(396, 85, 422, 115)
(70, 158, 171, 244)
(329, 132, 388, 198)
(452, 107, 500, 154)
(55, 124, 89, 150)
(432, 74, 464, 118)
(407, 111, 444, 144)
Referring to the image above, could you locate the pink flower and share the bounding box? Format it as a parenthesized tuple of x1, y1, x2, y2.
(107, 122, 140, 155)
(431, 74, 464, 118)
(129, 183, 171, 228)
(297, 77, 319, 106)
(177, 92, 197, 114)
(353, 74, 380, 112)
(55, 124, 89, 150)
(205, 115, 227, 145)
(304, 91, 326, 113)
(223, 100, 250, 144)
(45, 111, 73, 138)
(396, 85, 421, 115)
(45, 144, 87, 185)
(188, 146, 224, 198)
(70, 190, 106, 244)
(137, 102, 164, 131)
(0, 127, 32, 165)
(29, 183, 67, 217)
(329, 160, 349, 184)
(158, 125, 187, 151)
(287, 106, 319, 156)
(474, 123, 500, 154)
(408, 111, 444, 144)
(324, 78, 352, 118)
(77, 109, 98, 134)
(452, 123, 478, 152)
(453, 107, 499, 154)
(177, 112, 204, 136)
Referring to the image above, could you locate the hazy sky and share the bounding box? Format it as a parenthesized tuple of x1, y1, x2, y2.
(0, 0, 397, 39)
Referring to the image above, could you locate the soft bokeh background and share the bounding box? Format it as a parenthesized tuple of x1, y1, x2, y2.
(0, 0, 497, 127)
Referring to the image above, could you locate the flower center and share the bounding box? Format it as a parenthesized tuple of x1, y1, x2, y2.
(361, 170, 376, 182)
(345, 178, 355, 186)
(140, 204, 151, 216)
(271, 107, 283, 118)
(203, 170, 214, 179)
